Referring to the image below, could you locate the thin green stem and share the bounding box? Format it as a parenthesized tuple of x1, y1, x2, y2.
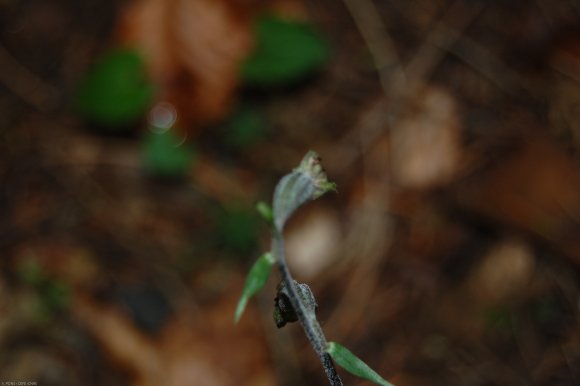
(272, 230, 343, 386)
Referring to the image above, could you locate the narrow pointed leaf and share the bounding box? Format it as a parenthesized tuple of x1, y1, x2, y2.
(256, 201, 273, 224)
(234, 252, 275, 323)
(327, 341, 395, 386)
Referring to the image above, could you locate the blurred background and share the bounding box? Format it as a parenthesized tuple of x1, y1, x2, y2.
(1, 0, 580, 385)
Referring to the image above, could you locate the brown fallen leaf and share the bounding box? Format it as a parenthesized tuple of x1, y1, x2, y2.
(73, 294, 163, 384)
(73, 276, 277, 386)
(117, 0, 255, 130)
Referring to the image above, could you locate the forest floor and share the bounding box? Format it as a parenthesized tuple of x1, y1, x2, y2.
(1, 1, 580, 386)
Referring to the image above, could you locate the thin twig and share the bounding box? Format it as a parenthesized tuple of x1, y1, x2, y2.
(341, 0, 407, 96)
(0, 43, 59, 111)
(435, 27, 524, 96)
(404, 0, 486, 95)
(333, 0, 487, 171)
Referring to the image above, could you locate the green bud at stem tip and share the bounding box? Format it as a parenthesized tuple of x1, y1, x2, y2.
(272, 151, 336, 231)
(295, 151, 337, 199)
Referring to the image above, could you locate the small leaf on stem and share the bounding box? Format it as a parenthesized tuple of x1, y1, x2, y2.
(234, 252, 275, 323)
(256, 201, 273, 224)
(326, 341, 395, 386)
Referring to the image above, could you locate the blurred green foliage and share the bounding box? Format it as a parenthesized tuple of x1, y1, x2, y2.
(216, 207, 259, 254)
(242, 15, 330, 86)
(17, 258, 71, 321)
(76, 48, 154, 128)
(18, 258, 44, 286)
(485, 306, 512, 332)
(42, 280, 71, 313)
(224, 105, 266, 149)
(141, 129, 196, 179)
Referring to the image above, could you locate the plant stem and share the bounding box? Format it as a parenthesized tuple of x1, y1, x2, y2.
(273, 230, 343, 386)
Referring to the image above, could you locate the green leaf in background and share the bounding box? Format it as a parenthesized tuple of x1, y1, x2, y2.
(76, 48, 154, 127)
(485, 307, 511, 332)
(326, 341, 395, 386)
(141, 129, 196, 178)
(216, 208, 260, 253)
(16, 258, 71, 321)
(17, 258, 44, 286)
(242, 15, 330, 86)
(43, 279, 71, 312)
(225, 106, 266, 149)
(234, 252, 275, 323)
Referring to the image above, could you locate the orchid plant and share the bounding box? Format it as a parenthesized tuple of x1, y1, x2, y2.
(235, 151, 394, 386)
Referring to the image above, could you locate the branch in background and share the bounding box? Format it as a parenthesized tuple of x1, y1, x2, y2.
(341, 0, 407, 96)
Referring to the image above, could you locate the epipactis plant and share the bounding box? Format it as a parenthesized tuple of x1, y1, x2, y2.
(235, 151, 394, 386)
